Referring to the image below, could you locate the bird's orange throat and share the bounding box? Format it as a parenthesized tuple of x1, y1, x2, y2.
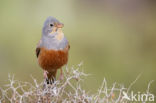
(56, 28, 64, 41)
(50, 27, 64, 41)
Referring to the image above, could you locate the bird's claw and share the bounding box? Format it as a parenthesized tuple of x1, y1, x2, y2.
(59, 68, 64, 80)
(43, 70, 48, 79)
(59, 74, 64, 80)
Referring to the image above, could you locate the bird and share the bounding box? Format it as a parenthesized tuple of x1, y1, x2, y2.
(36, 16, 70, 84)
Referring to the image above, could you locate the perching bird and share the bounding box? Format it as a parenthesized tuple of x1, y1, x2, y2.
(36, 16, 70, 84)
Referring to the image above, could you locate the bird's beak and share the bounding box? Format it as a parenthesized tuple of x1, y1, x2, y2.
(56, 23, 64, 28)
(50, 23, 64, 35)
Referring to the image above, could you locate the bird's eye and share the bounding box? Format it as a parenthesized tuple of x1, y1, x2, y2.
(50, 24, 53, 27)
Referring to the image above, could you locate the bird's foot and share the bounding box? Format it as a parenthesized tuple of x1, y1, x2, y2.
(59, 74, 64, 80)
(43, 70, 48, 79)
(59, 68, 64, 80)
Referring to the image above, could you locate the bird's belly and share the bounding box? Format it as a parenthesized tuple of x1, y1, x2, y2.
(38, 47, 68, 71)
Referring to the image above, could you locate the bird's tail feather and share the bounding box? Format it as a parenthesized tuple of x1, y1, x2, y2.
(46, 70, 57, 84)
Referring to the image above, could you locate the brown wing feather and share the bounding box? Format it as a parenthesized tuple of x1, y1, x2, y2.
(36, 48, 40, 58)
(36, 40, 42, 58)
(68, 44, 70, 50)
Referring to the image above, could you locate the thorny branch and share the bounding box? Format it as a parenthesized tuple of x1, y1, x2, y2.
(0, 64, 154, 103)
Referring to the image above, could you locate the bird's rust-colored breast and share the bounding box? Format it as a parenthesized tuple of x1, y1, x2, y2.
(38, 46, 69, 72)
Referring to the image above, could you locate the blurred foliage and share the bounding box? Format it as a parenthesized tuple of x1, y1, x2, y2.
(0, 0, 156, 95)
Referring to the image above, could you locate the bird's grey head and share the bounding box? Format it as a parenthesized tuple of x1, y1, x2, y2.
(41, 16, 68, 50)
(42, 16, 64, 37)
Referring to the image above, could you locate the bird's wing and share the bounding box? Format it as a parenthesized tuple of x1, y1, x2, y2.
(68, 43, 70, 50)
(36, 40, 42, 58)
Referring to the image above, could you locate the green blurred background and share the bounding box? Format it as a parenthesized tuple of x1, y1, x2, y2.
(0, 0, 156, 95)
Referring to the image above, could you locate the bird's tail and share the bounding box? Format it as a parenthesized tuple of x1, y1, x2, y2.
(46, 69, 57, 84)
